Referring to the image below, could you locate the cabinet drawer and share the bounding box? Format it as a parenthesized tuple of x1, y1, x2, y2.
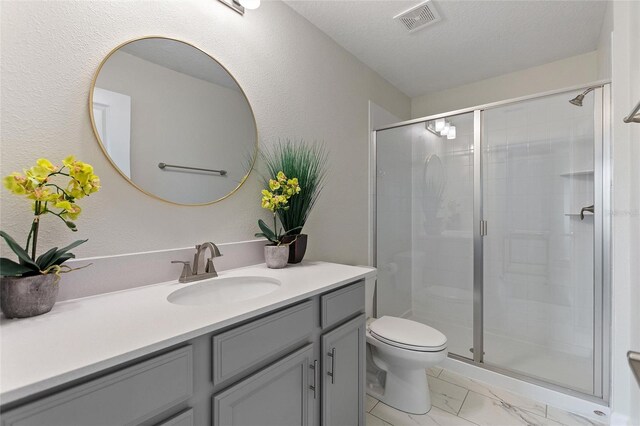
(212, 301, 314, 385)
(2, 346, 193, 426)
(156, 408, 194, 426)
(321, 281, 365, 329)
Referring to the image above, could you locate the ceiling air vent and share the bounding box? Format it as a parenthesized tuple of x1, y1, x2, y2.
(394, 0, 441, 33)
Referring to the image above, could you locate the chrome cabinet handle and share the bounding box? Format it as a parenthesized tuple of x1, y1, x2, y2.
(580, 205, 594, 220)
(309, 360, 318, 399)
(327, 348, 336, 384)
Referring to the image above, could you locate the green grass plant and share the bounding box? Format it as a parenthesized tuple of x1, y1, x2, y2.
(260, 139, 328, 235)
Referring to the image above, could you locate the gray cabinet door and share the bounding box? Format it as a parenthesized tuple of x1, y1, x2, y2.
(213, 344, 315, 426)
(321, 314, 365, 426)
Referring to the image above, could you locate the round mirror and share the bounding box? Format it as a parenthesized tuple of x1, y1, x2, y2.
(90, 37, 257, 205)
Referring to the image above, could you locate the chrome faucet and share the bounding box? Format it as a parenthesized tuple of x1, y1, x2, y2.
(171, 242, 223, 283)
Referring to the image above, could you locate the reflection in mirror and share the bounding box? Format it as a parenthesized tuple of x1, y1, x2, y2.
(91, 37, 257, 205)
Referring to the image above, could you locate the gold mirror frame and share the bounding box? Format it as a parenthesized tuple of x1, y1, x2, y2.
(89, 36, 258, 206)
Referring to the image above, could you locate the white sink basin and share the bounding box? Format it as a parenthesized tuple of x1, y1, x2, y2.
(167, 276, 281, 306)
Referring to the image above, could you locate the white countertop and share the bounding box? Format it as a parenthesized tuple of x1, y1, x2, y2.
(0, 261, 376, 405)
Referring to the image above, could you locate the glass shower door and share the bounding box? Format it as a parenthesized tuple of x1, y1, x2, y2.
(374, 85, 607, 398)
(376, 112, 475, 359)
(481, 90, 597, 394)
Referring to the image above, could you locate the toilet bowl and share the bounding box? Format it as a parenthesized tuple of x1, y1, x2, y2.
(366, 316, 448, 414)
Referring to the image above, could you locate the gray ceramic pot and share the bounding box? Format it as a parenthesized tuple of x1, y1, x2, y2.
(0, 274, 60, 319)
(264, 245, 289, 269)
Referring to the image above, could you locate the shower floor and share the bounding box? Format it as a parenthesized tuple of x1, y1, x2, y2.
(411, 315, 594, 395)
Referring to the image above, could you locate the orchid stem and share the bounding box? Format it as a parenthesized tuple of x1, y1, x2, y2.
(30, 202, 41, 260)
(273, 213, 278, 244)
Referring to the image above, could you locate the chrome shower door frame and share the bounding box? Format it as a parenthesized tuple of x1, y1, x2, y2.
(472, 109, 484, 364)
(373, 81, 611, 402)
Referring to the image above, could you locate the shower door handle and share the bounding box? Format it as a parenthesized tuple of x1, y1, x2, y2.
(480, 220, 488, 236)
(580, 205, 594, 220)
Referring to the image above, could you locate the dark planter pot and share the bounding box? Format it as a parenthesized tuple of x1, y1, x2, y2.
(0, 274, 60, 319)
(281, 234, 308, 264)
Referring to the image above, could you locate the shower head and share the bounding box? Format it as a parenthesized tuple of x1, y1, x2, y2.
(569, 95, 584, 106)
(569, 88, 595, 107)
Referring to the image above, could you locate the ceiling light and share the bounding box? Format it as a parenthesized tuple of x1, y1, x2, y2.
(434, 118, 445, 132)
(440, 122, 450, 136)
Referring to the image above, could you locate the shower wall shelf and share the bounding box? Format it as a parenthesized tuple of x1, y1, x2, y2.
(560, 170, 594, 177)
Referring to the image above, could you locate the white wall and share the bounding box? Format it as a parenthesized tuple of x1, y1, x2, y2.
(609, 1, 640, 424)
(411, 52, 600, 118)
(96, 50, 255, 204)
(597, 1, 613, 80)
(0, 0, 410, 265)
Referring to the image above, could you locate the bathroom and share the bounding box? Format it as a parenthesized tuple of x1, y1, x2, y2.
(1, 0, 639, 425)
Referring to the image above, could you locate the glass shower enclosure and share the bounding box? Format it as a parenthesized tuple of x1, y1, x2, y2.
(374, 85, 610, 399)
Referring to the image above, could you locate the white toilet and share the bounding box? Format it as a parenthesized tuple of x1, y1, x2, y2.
(364, 277, 448, 414)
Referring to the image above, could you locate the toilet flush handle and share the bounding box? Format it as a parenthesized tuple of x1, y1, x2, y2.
(327, 348, 336, 384)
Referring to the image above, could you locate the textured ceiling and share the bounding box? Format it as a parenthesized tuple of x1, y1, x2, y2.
(284, 0, 608, 97)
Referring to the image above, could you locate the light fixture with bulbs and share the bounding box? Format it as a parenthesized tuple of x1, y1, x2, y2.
(218, 0, 260, 15)
(440, 121, 450, 136)
(446, 125, 456, 140)
(426, 119, 456, 140)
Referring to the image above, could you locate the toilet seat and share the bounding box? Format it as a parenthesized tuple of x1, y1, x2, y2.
(369, 316, 447, 352)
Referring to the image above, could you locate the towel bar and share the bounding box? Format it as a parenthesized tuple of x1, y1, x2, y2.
(158, 162, 227, 176)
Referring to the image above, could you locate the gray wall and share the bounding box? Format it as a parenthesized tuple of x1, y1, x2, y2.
(0, 0, 411, 265)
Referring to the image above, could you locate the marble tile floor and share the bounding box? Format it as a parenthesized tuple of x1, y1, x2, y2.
(365, 367, 608, 426)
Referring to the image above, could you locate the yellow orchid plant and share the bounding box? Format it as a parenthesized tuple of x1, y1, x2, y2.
(1, 156, 100, 277)
(255, 171, 302, 246)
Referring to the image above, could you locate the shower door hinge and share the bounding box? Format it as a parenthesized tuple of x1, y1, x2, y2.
(480, 220, 488, 236)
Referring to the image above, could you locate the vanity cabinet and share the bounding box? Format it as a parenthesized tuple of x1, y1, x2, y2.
(1, 280, 365, 426)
